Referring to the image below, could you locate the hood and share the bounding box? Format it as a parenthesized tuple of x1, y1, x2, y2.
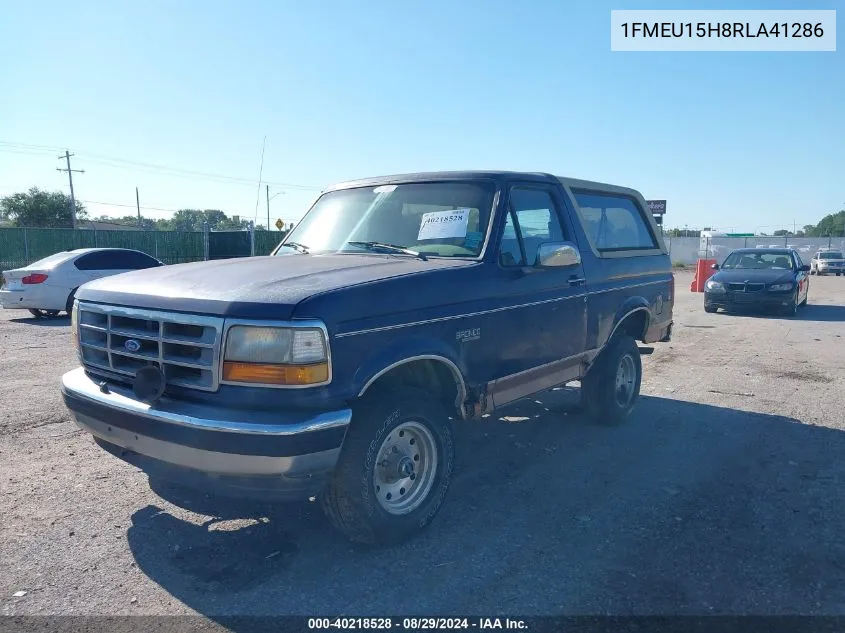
(712, 268, 795, 285)
(75, 254, 474, 318)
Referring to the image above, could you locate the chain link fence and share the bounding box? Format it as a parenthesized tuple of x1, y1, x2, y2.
(665, 236, 845, 266)
(0, 226, 286, 273)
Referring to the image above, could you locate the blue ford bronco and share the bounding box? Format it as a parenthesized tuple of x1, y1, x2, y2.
(61, 171, 674, 543)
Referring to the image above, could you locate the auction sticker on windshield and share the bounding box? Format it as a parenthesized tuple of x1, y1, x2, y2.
(418, 209, 470, 240)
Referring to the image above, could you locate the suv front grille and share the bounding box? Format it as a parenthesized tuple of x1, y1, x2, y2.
(77, 303, 224, 391)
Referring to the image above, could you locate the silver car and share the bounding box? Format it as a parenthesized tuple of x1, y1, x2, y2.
(810, 250, 845, 276)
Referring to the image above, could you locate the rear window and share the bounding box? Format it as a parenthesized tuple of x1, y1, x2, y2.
(819, 252, 843, 259)
(572, 191, 657, 251)
(25, 252, 76, 269)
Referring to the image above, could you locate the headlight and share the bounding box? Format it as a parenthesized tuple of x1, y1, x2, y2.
(769, 283, 794, 291)
(705, 279, 724, 291)
(222, 325, 329, 386)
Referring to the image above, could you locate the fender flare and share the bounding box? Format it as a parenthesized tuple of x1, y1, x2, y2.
(607, 297, 651, 343)
(354, 336, 468, 408)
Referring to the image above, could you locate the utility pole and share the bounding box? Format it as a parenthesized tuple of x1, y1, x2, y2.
(136, 187, 142, 228)
(266, 184, 270, 232)
(56, 150, 84, 229)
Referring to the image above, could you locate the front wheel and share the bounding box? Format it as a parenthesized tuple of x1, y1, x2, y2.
(785, 292, 799, 316)
(581, 334, 642, 426)
(704, 303, 718, 313)
(321, 387, 454, 544)
(28, 309, 60, 318)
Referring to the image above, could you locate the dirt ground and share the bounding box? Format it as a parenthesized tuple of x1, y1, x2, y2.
(2, 270, 845, 620)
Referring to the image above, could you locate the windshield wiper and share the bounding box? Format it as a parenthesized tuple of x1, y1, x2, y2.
(277, 242, 309, 254)
(346, 241, 427, 261)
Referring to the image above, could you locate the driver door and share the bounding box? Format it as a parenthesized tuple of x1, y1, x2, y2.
(485, 185, 588, 407)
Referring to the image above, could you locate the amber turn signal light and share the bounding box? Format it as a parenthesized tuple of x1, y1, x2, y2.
(222, 361, 328, 385)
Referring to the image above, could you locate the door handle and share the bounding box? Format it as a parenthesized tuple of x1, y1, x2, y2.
(568, 276, 586, 287)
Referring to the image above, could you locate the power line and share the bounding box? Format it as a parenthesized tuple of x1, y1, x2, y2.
(0, 141, 322, 191)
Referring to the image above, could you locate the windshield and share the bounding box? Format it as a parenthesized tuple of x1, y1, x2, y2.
(722, 251, 794, 270)
(275, 181, 495, 258)
(819, 252, 843, 259)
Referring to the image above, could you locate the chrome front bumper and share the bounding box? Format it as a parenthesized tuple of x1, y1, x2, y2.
(61, 367, 351, 498)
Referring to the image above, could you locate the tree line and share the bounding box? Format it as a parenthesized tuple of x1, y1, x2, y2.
(0, 187, 285, 232)
(664, 211, 845, 239)
(3, 186, 842, 237)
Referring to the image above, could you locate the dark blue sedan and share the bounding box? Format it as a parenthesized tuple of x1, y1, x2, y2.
(704, 248, 810, 316)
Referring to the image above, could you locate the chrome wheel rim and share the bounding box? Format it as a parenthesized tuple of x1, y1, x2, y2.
(373, 420, 438, 515)
(615, 354, 636, 408)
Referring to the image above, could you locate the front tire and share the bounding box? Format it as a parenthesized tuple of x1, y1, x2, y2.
(581, 334, 642, 426)
(785, 292, 799, 316)
(704, 303, 718, 313)
(27, 309, 59, 318)
(321, 387, 454, 544)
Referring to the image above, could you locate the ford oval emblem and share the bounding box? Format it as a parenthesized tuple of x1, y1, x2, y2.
(124, 339, 142, 353)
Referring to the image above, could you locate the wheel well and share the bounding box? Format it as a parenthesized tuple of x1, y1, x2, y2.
(614, 308, 649, 343)
(360, 359, 465, 418)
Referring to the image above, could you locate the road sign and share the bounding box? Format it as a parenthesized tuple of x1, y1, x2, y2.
(647, 200, 667, 214)
(275, 218, 284, 230)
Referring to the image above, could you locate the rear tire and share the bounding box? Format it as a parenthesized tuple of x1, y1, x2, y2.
(28, 309, 45, 319)
(321, 387, 454, 544)
(66, 288, 78, 315)
(581, 334, 642, 426)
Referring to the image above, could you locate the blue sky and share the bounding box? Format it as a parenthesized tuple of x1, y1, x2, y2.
(1, 0, 842, 232)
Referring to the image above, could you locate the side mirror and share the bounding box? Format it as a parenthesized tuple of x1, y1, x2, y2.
(536, 242, 581, 268)
(711, 263, 720, 270)
(800, 264, 811, 272)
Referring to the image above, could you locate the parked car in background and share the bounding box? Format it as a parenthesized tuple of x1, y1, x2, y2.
(810, 250, 845, 276)
(704, 248, 810, 316)
(0, 248, 163, 318)
(60, 170, 674, 544)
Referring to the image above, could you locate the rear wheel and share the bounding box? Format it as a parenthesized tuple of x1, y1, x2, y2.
(321, 387, 454, 544)
(581, 334, 642, 426)
(65, 288, 78, 315)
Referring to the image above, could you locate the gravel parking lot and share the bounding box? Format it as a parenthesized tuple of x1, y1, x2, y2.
(2, 270, 845, 620)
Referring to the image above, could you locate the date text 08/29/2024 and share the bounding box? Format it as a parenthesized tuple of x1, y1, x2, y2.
(307, 617, 528, 630)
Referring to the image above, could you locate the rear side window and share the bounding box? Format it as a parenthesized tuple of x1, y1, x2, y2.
(572, 192, 657, 251)
(120, 251, 162, 269)
(74, 250, 159, 271)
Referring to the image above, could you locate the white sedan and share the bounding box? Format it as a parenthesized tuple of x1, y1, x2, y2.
(0, 248, 163, 318)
